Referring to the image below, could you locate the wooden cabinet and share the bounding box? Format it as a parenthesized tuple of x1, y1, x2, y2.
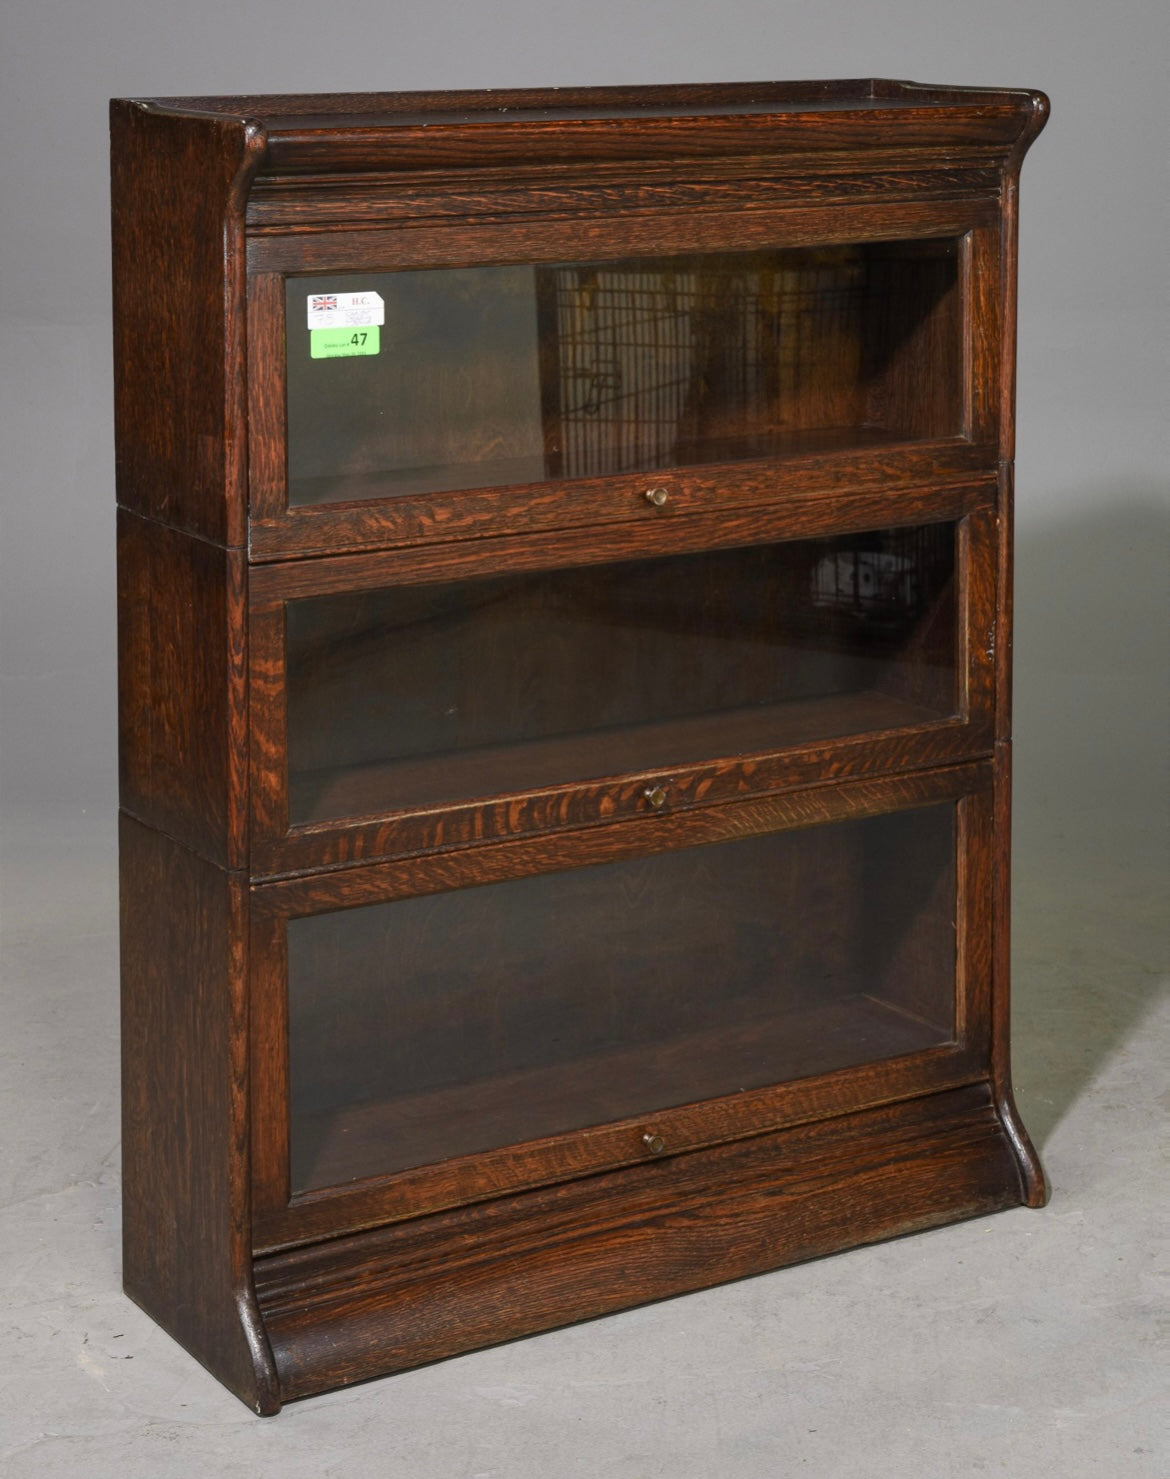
(112, 80, 1049, 1414)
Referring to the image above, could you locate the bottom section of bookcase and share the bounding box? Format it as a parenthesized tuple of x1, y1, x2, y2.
(248, 1080, 1034, 1410)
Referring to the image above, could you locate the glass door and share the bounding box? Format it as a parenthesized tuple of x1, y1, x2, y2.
(248, 504, 997, 874)
(246, 218, 1002, 558)
(284, 240, 962, 507)
(284, 522, 957, 826)
(248, 762, 994, 1249)
(286, 800, 957, 1192)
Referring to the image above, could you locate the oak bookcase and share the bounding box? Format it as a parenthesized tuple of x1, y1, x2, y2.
(112, 80, 1048, 1413)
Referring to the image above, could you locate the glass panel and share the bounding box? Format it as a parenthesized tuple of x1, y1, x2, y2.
(287, 802, 957, 1192)
(286, 523, 956, 825)
(285, 239, 961, 505)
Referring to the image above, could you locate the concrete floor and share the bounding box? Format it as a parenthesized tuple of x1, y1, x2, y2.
(1, 788, 1166, 1475)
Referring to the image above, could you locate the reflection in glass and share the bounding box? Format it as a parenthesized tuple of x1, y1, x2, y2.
(286, 240, 961, 504)
(287, 802, 957, 1192)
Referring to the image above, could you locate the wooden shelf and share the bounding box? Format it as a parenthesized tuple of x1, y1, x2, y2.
(288, 427, 921, 508)
(290, 687, 944, 825)
(292, 990, 951, 1193)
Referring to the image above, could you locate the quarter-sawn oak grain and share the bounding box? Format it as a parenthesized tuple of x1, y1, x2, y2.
(115, 79, 1048, 1412)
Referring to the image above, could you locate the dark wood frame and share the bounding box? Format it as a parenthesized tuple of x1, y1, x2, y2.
(113, 79, 1048, 1415)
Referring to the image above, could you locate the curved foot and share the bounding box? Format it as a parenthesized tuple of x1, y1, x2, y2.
(995, 1086, 1048, 1207)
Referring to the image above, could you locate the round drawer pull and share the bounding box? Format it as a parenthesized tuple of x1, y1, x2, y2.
(644, 485, 670, 508)
(642, 1132, 666, 1154)
(644, 785, 668, 809)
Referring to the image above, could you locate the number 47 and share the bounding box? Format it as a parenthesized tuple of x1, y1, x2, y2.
(350, 331, 367, 346)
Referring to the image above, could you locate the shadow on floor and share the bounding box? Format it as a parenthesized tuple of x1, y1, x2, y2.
(1009, 485, 1169, 1146)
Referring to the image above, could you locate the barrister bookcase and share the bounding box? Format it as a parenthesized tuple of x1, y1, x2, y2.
(112, 80, 1049, 1413)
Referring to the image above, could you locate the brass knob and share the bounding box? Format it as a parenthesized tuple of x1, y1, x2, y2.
(642, 1132, 666, 1154)
(644, 785, 668, 809)
(644, 485, 670, 508)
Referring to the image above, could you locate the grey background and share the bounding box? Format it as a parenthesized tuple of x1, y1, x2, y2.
(1, 0, 1167, 829)
(1, 2, 1167, 1474)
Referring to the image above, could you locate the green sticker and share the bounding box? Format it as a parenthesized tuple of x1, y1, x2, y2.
(310, 325, 380, 359)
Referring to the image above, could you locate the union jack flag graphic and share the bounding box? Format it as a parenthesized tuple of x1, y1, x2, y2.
(310, 295, 338, 313)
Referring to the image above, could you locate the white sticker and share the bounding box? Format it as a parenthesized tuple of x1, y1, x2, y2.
(306, 291, 385, 330)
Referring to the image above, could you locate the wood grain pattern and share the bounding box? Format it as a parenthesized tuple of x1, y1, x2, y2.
(251, 759, 990, 917)
(963, 505, 1000, 723)
(255, 1047, 983, 1253)
(120, 815, 278, 1414)
(246, 198, 997, 275)
(287, 696, 954, 824)
(249, 912, 291, 1223)
(249, 442, 993, 561)
(112, 81, 1049, 1412)
(253, 720, 991, 880)
(255, 1082, 1023, 1401)
(246, 162, 1003, 233)
(246, 274, 287, 523)
(110, 101, 265, 545)
(249, 478, 995, 602)
(262, 108, 1042, 179)
(117, 510, 248, 868)
(995, 460, 1015, 742)
(137, 81, 1048, 182)
(967, 224, 1006, 449)
(956, 787, 994, 1055)
(247, 604, 288, 848)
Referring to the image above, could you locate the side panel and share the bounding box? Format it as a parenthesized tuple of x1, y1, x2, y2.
(117, 509, 247, 868)
(110, 100, 263, 545)
(120, 815, 279, 1412)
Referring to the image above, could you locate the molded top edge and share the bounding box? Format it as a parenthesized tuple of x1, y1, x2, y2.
(113, 81, 1048, 179)
(119, 79, 1048, 131)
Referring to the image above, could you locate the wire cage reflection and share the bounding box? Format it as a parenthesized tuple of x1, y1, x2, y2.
(541, 249, 869, 480)
(810, 524, 954, 630)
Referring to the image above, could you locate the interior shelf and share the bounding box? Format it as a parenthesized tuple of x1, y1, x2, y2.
(288, 426, 920, 507)
(284, 527, 958, 829)
(292, 990, 951, 1192)
(290, 687, 944, 824)
(286, 801, 958, 1194)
